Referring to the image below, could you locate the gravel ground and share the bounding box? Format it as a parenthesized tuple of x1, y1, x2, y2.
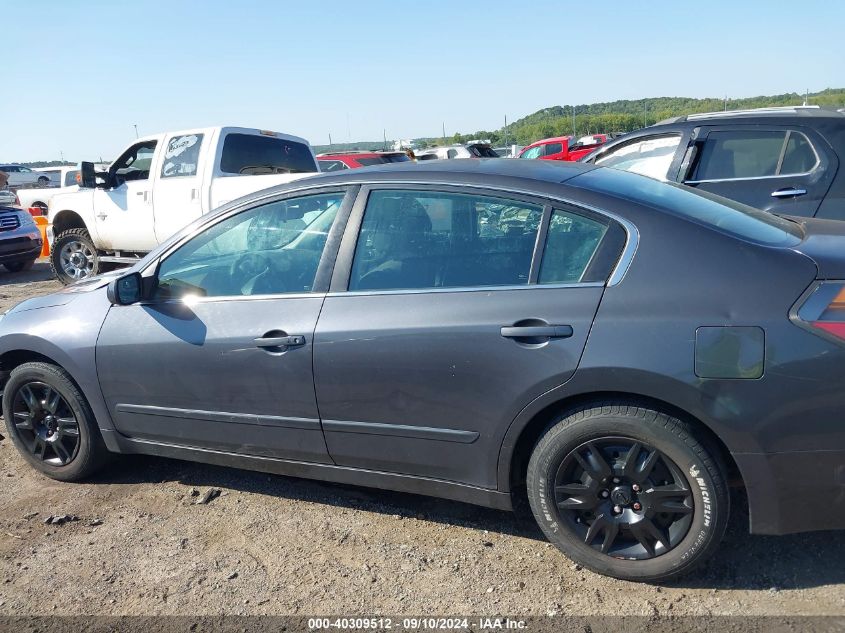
(0, 262, 843, 618)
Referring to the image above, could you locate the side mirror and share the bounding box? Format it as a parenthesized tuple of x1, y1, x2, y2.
(80, 161, 108, 189)
(80, 161, 96, 188)
(107, 272, 143, 305)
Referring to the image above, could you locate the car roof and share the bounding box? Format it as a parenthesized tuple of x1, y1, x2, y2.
(657, 105, 845, 125)
(293, 157, 594, 188)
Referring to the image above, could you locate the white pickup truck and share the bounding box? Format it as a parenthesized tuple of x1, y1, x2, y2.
(17, 166, 81, 214)
(47, 126, 319, 283)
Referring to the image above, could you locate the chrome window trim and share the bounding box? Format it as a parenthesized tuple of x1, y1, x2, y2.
(326, 281, 605, 299)
(142, 178, 640, 290)
(685, 130, 820, 184)
(137, 291, 319, 308)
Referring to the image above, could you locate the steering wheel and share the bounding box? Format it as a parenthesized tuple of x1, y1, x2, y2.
(229, 253, 281, 295)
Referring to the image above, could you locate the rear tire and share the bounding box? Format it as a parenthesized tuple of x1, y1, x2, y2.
(526, 403, 729, 582)
(4, 259, 35, 273)
(3, 362, 110, 481)
(50, 228, 99, 284)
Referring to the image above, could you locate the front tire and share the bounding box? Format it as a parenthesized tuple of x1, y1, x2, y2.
(2, 362, 110, 481)
(50, 228, 99, 284)
(526, 404, 728, 582)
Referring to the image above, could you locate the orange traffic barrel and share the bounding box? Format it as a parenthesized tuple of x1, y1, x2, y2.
(33, 216, 50, 257)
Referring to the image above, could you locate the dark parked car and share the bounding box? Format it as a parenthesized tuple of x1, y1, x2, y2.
(0, 205, 43, 272)
(581, 106, 845, 219)
(2, 160, 845, 582)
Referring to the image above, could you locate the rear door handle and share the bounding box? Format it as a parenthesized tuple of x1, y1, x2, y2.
(254, 335, 306, 348)
(771, 187, 807, 198)
(500, 325, 573, 339)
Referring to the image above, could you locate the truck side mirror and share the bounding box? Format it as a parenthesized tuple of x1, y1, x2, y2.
(107, 272, 143, 305)
(80, 162, 97, 189)
(80, 161, 109, 189)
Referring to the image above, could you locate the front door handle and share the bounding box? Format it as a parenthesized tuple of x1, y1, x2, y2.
(500, 325, 573, 339)
(771, 187, 807, 198)
(254, 334, 306, 348)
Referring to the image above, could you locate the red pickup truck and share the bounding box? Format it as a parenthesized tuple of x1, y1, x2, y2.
(517, 134, 608, 162)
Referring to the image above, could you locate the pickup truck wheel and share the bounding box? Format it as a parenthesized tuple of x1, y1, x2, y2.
(4, 259, 35, 273)
(50, 228, 99, 284)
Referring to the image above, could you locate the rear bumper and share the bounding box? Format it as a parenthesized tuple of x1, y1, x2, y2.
(735, 449, 845, 535)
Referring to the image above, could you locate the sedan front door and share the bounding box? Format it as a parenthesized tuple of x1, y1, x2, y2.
(96, 188, 352, 462)
(313, 186, 626, 489)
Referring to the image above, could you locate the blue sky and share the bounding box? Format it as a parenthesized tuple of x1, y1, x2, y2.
(3, 0, 843, 161)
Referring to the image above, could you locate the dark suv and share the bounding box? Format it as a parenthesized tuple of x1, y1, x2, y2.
(581, 106, 845, 219)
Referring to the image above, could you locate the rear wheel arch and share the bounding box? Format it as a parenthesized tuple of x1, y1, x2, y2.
(501, 391, 746, 516)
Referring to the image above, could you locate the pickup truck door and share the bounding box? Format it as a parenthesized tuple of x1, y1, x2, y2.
(94, 139, 160, 252)
(681, 125, 837, 218)
(153, 131, 212, 243)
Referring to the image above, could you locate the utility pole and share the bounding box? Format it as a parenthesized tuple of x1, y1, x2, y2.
(724, 95, 728, 111)
(133, 124, 139, 139)
(59, 150, 64, 163)
(383, 129, 387, 151)
(571, 105, 576, 137)
(504, 115, 509, 147)
(442, 121, 446, 143)
(328, 133, 332, 151)
(643, 101, 648, 128)
(804, 88, 809, 106)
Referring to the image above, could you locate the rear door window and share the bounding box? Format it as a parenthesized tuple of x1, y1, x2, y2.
(349, 190, 544, 291)
(692, 130, 819, 181)
(544, 143, 563, 155)
(779, 131, 819, 175)
(539, 210, 609, 284)
(220, 134, 317, 175)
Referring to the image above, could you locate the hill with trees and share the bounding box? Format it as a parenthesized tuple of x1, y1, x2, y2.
(445, 88, 845, 148)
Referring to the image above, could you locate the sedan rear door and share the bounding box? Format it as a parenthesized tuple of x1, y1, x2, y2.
(312, 185, 628, 489)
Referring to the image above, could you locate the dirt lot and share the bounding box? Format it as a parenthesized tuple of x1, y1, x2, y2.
(0, 262, 843, 618)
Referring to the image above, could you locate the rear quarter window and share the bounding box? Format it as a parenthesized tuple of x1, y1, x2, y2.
(220, 134, 317, 175)
(572, 167, 802, 247)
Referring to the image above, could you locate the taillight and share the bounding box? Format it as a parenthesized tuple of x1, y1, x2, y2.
(795, 281, 845, 342)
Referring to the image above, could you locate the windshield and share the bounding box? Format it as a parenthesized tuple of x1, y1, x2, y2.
(571, 167, 803, 247)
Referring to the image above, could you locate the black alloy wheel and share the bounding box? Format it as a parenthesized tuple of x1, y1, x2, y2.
(527, 403, 729, 582)
(10, 381, 81, 466)
(3, 362, 110, 481)
(554, 437, 694, 559)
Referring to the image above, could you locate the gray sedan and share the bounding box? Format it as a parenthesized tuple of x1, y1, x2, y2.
(1, 160, 844, 582)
